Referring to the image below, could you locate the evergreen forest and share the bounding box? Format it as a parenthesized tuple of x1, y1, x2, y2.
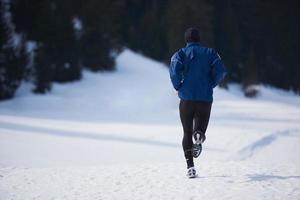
(0, 0, 299, 100)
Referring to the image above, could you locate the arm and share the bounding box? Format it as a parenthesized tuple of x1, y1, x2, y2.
(210, 49, 227, 88)
(169, 50, 185, 90)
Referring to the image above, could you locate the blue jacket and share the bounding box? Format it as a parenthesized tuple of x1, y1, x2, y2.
(169, 42, 226, 102)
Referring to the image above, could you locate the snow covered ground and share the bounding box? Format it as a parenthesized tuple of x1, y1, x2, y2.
(0, 49, 300, 199)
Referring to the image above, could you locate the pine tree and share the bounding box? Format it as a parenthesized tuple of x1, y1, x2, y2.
(213, 0, 241, 83)
(50, 0, 82, 83)
(0, 0, 27, 100)
(12, 0, 82, 93)
(122, 0, 168, 61)
(80, 0, 124, 71)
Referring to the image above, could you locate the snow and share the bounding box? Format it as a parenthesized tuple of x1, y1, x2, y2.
(72, 17, 83, 40)
(72, 17, 83, 31)
(25, 41, 37, 53)
(0, 49, 300, 199)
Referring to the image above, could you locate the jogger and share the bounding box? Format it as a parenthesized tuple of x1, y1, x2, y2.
(179, 100, 211, 168)
(169, 27, 226, 177)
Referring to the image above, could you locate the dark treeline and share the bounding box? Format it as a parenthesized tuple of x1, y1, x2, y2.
(0, 0, 299, 100)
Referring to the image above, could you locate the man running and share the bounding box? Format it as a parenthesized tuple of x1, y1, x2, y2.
(169, 27, 226, 178)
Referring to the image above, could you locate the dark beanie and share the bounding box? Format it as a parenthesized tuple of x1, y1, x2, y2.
(184, 27, 200, 43)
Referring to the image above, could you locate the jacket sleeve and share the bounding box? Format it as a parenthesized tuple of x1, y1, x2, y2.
(169, 51, 185, 90)
(210, 49, 227, 88)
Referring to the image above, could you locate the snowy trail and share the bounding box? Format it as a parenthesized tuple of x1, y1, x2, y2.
(1, 162, 299, 200)
(0, 49, 300, 199)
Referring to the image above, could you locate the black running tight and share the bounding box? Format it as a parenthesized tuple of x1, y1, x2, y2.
(179, 100, 212, 168)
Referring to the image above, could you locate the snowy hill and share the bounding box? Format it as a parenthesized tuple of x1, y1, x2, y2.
(0, 49, 300, 199)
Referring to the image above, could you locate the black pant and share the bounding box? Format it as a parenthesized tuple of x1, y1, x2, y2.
(179, 100, 212, 168)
